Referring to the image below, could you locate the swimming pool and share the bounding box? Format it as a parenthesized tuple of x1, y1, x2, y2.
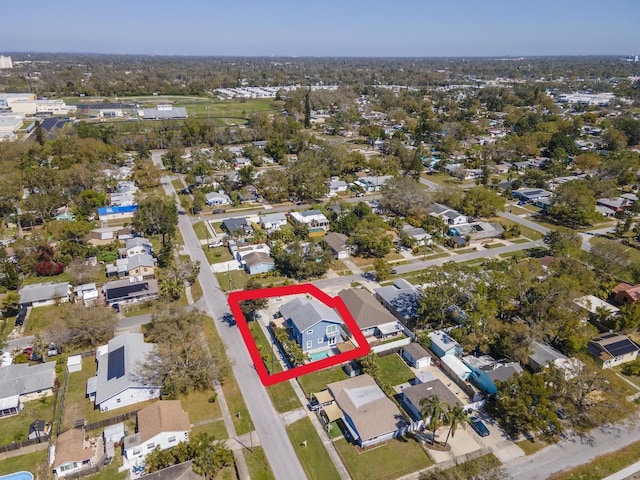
(308, 350, 331, 361)
(0, 472, 34, 480)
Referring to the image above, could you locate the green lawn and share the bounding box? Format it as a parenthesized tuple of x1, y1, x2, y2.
(334, 437, 433, 480)
(0, 394, 55, 445)
(171, 178, 185, 191)
(498, 217, 545, 240)
(377, 354, 415, 387)
(179, 389, 222, 425)
(24, 302, 72, 336)
(351, 252, 404, 268)
(61, 363, 156, 429)
(248, 322, 300, 412)
(192, 221, 209, 240)
(511, 238, 531, 244)
(205, 246, 233, 264)
(297, 366, 350, 398)
(201, 318, 252, 436)
(244, 446, 276, 480)
(216, 270, 249, 292)
(287, 417, 341, 480)
(191, 419, 229, 440)
(0, 449, 49, 477)
(21, 271, 73, 286)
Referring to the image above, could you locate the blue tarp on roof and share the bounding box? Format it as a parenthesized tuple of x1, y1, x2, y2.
(466, 365, 498, 395)
(98, 205, 138, 215)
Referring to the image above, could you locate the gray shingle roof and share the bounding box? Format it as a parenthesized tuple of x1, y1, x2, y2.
(18, 282, 70, 305)
(0, 361, 56, 399)
(94, 333, 158, 405)
(280, 297, 343, 332)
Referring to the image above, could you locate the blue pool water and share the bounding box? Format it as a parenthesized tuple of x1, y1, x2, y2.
(308, 350, 331, 361)
(0, 472, 34, 480)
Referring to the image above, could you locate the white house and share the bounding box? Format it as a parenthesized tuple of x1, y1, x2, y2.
(259, 212, 288, 231)
(428, 203, 468, 225)
(289, 210, 330, 231)
(18, 282, 71, 308)
(205, 192, 232, 206)
(124, 401, 191, 460)
(328, 179, 348, 196)
(87, 333, 160, 412)
(356, 175, 392, 193)
(0, 361, 56, 418)
(53, 429, 99, 478)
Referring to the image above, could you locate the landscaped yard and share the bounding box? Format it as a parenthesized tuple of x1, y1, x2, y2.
(22, 271, 73, 286)
(377, 354, 415, 387)
(243, 446, 276, 480)
(287, 417, 342, 480)
(297, 365, 350, 398)
(334, 436, 433, 480)
(248, 322, 300, 412)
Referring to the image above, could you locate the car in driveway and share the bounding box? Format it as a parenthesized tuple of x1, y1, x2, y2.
(470, 416, 490, 437)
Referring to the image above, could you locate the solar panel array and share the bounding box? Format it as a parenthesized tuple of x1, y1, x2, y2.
(107, 346, 125, 380)
(606, 339, 637, 357)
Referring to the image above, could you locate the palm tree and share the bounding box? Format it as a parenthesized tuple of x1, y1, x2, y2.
(443, 404, 469, 447)
(420, 396, 447, 445)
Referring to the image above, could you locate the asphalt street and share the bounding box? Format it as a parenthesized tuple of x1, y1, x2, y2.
(505, 419, 640, 480)
(153, 151, 307, 480)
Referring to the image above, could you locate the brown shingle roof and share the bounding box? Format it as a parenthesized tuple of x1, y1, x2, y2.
(328, 374, 404, 443)
(138, 401, 191, 444)
(54, 429, 92, 469)
(324, 232, 348, 253)
(338, 288, 398, 330)
(403, 379, 460, 413)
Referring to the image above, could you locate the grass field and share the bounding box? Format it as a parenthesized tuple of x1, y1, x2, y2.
(192, 221, 210, 240)
(287, 417, 342, 480)
(61, 362, 156, 429)
(201, 318, 252, 436)
(248, 322, 300, 412)
(216, 269, 249, 291)
(297, 365, 350, 398)
(205, 246, 234, 264)
(244, 446, 276, 480)
(24, 302, 72, 336)
(498, 217, 545, 240)
(0, 449, 49, 477)
(377, 354, 415, 387)
(334, 437, 433, 480)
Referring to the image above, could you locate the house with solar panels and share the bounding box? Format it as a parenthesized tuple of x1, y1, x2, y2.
(87, 333, 160, 412)
(588, 332, 640, 369)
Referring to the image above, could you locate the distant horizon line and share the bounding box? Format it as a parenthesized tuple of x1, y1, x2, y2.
(2, 51, 637, 60)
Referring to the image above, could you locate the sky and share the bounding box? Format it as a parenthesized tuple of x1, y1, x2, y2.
(1, 0, 638, 57)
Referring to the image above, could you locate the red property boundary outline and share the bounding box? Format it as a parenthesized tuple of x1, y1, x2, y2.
(228, 284, 371, 386)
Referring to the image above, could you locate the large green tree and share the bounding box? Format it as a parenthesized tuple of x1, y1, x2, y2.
(133, 194, 179, 246)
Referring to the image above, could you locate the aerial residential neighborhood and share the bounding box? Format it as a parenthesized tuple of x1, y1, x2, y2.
(1, 3, 640, 480)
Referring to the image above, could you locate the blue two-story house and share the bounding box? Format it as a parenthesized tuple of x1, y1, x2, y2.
(280, 297, 345, 353)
